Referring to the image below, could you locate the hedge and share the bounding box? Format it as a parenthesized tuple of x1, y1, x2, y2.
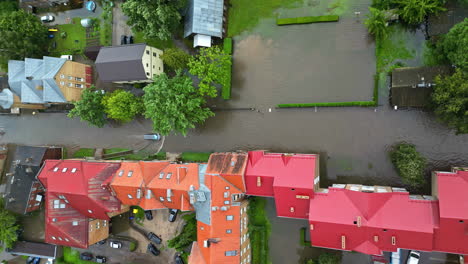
(180, 152, 212, 162)
(222, 38, 233, 100)
(223, 38, 233, 55)
(277, 15, 339, 25)
(277, 101, 377, 108)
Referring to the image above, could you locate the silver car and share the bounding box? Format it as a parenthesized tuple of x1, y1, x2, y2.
(40, 15, 54, 22)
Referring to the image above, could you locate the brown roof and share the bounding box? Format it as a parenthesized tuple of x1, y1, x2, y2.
(8, 241, 58, 259)
(391, 66, 453, 89)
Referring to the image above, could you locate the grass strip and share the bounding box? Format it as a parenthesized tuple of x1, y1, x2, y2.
(299, 227, 311, 246)
(247, 197, 272, 264)
(180, 152, 212, 162)
(72, 148, 95, 158)
(277, 15, 339, 25)
(223, 38, 233, 55)
(278, 101, 377, 108)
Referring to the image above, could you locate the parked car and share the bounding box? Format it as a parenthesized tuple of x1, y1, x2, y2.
(147, 232, 162, 244)
(145, 210, 153, 220)
(60, 55, 73, 61)
(40, 15, 54, 22)
(120, 35, 127, 45)
(96, 256, 107, 263)
(143, 133, 161, 141)
(407, 251, 420, 264)
(26, 257, 40, 264)
(80, 252, 93, 261)
(175, 253, 185, 264)
(128, 35, 134, 44)
(97, 239, 106, 245)
(109, 241, 122, 249)
(168, 209, 178, 222)
(147, 243, 160, 256)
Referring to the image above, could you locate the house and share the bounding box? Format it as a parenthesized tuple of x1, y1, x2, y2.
(7, 241, 60, 260)
(4, 145, 62, 214)
(184, 0, 226, 47)
(95, 44, 163, 83)
(7, 56, 92, 109)
(390, 66, 452, 108)
(37, 160, 129, 248)
(244, 151, 319, 219)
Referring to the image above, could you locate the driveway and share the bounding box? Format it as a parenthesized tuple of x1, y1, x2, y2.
(38, 3, 103, 26)
(112, 2, 132, 46)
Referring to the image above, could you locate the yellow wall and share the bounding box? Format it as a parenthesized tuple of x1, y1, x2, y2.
(88, 219, 109, 245)
(54, 61, 90, 102)
(142, 46, 164, 80)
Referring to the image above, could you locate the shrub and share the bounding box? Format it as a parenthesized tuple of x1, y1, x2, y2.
(161, 48, 191, 71)
(390, 143, 427, 187)
(223, 38, 233, 55)
(129, 241, 137, 252)
(167, 213, 197, 252)
(277, 15, 339, 25)
(102, 89, 143, 123)
(277, 101, 376, 108)
(318, 252, 341, 264)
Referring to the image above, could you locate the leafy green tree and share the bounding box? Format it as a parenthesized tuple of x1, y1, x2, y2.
(161, 48, 191, 71)
(431, 69, 468, 133)
(0, 200, 19, 249)
(390, 143, 427, 187)
(371, 0, 397, 9)
(0, 0, 17, 15)
(143, 72, 214, 136)
(102, 89, 143, 123)
(167, 213, 197, 252)
(0, 10, 49, 69)
(438, 18, 468, 71)
(122, 0, 186, 40)
(188, 46, 232, 98)
(68, 86, 107, 128)
(318, 253, 341, 264)
(395, 0, 445, 25)
(365, 7, 390, 40)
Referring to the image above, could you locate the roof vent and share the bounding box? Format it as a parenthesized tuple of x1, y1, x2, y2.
(25, 167, 33, 173)
(25, 157, 33, 163)
(26, 76, 33, 80)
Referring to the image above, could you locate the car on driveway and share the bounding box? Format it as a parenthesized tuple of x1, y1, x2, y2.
(26, 257, 40, 264)
(80, 252, 93, 261)
(169, 209, 178, 222)
(120, 35, 127, 45)
(97, 239, 106, 245)
(145, 210, 153, 220)
(128, 36, 134, 44)
(40, 15, 54, 22)
(147, 243, 160, 256)
(147, 232, 162, 244)
(407, 251, 420, 264)
(109, 241, 122, 249)
(175, 253, 185, 264)
(96, 256, 107, 263)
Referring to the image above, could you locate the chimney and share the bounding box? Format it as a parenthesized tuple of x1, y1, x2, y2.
(26, 76, 33, 80)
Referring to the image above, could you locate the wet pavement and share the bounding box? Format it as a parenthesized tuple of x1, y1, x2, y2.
(37, 2, 103, 26)
(112, 2, 132, 46)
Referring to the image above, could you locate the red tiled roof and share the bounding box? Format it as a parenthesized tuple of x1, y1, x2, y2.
(188, 242, 207, 264)
(206, 153, 248, 192)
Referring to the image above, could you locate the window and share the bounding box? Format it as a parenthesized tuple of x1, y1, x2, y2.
(71, 168, 77, 173)
(146, 72, 150, 76)
(225, 250, 237, 256)
(226, 229, 232, 234)
(146, 50, 150, 55)
(65, 238, 69, 242)
(118, 170, 124, 177)
(68, 83, 73, 87)
(146, 63, 149, 67)
(62, 168, 67, 172)
(166, 173, 172, 179)
(127, 194, 133, 199)
(68, 76, 73, 80)
(60, 74, 65, 79)
(167, 196, 172, 202)
(146, 189, 152, 199)
(104, 220, 107, 227)
(75, 77, 84, 82)
(224, 191, 229, 198)
(52, 218, 57, 222)
(159, 67, 161, 71)
(58, 195, 65, 199)
(51, 236, 56, 240)
(226, 215, 234, 221)
(75, 83, 84, 88)
(53, 167, 59, 172)
(159, 172, 164, 179)
(225, 186, 230, 190)
(153, 65, 155, 69)
(60, 203, 66, 209)
(53, 199, 60, 209)
(58, 237, 63, 241)
(60, 81, 65, 86)
(127, 171, 133, 177)
(224, 200, 230, 205)
(88, 209, 93, 214)
(72, 221, 78, 226)
(136, 189, 141, 199)
(153, 52, 156, 57)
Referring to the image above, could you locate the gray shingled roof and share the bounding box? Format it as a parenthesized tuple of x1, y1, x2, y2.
(95, 44, 147, 82)
(191, 164, 211, 225)
(184, 0, 224, 38)
(8, 56, 67, 104)
(7, 241, 58, 259)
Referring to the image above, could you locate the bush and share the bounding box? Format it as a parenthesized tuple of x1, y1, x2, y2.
(161, 48, 191, 71)
(390, 143, 427, 187)
(277, 15, 339, 25)
(180, 152, 212, 162)
(277, 101, 377, 108)
(223, 38, 233, 55)
(318, 252, 341, 264)
(129, 241, 137, 252)
(167, 213, 197, 252)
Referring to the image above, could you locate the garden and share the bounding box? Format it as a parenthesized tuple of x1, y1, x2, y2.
(247, 197, 272, 264)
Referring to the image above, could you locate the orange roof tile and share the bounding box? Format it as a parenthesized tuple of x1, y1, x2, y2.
(110, 162, 144, 205)
(206, 153, 248, 192)
(188, 241, 207, 264)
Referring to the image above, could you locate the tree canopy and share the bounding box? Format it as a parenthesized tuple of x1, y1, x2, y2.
(102, 89, 143, 123)
(0, 0, 17, 16)
(395, 0, 445, 25)
(0, 10, 49, 69)
(161, 48, 192, 71)
(121, 0, 186, 40)
(364, 7, 390, 40)
(0, 200, 19, 249)
(439, 18, 468, 71)
(390, 143, 427, 187)
(143, 72, 214, 136)
(68, 86, 107, 128)
(188, 46, 232, 98)
(431, 69, 468, 134)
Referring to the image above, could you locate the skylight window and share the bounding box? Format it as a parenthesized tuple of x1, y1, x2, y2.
(127, 194, 133, 199)
(62, 168, 67, 172)
(136, 189, 141, 199)
(146, 190, 152, 199)
(159, 197, 165, 202)
(88, 209, 93, 214)
(53, 167, 59, 172)
(72, 221, 78, 226)
(159, 172, 164, 179)
(166, 173, 172, 179)
(127, 171, 133, 177)
(71, 168, 77, 173)
(118, 170, 124, 177)
(226, 215, 234, 221)
(225, 250, 237, 256)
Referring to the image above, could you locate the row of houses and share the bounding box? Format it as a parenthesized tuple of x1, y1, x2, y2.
(6, 148, 467, 263)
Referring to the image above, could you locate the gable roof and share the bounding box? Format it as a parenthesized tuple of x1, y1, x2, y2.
(184, 0, 224, 38)
(436, 169, 468, 220)
(206, 152, 247, 192)
(7, 241, 58, 259)
(95, 44, 147, 82)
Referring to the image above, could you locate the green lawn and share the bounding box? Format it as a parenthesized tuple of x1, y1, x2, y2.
(133, 31, 175, 50)
(247, 197, 272, 264)
(180, 152, 212, 162)
(72, 148, 95, 158)
(375, 25, 415, 73)
(55, 247, 97, 264)
(100, 19, 112, 46)
(52, 17, 87, 55)
(103, 148, 149, 160)
(227, 0, 303, 36)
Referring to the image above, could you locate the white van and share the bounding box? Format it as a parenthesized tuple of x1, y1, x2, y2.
(407, 251, 420, 264)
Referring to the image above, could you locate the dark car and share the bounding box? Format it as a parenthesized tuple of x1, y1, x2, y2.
(80, 252, 93, 261)
(147, 243, 160, 256)
(97, 239, 106, 245)
(147, 232, 162, 244)
(168, 209, 178, 222)
(175, 253, 185, 264)
(120, 35, 127, 45)
(26, 257, 40, 264)
(128, 35, 134, 44)
(145, 210, 153, 220)
(96, 256, 107, 263)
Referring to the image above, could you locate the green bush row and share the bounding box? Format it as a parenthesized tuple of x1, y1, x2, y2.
(180, 152, 212, 162)
(223, 38, 233, 55)
(277, 15, 339, 25)
(222, 62, 232, 100)
(277, 101, 377, 108)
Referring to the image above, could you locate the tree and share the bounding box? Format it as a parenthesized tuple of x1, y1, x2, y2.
(143, 72, 214, 136)
(438, 18, 468, 71)
(395, 0, 445, 25)
(161, 48, 191, 71)
(0, 10, 49, 69)
(431, 69, 468, 133)
(121, 0, 186, 40)
(390, 143, 427, 187)
(68, 86, 107, 128)
(0, 200, 19, 249)
(102, 89, 143, 123)
(318, 253, 341, 264)
(188, 46, 232, 98)
(364, 7, 390, 40)
(0, 0, 17, 16)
